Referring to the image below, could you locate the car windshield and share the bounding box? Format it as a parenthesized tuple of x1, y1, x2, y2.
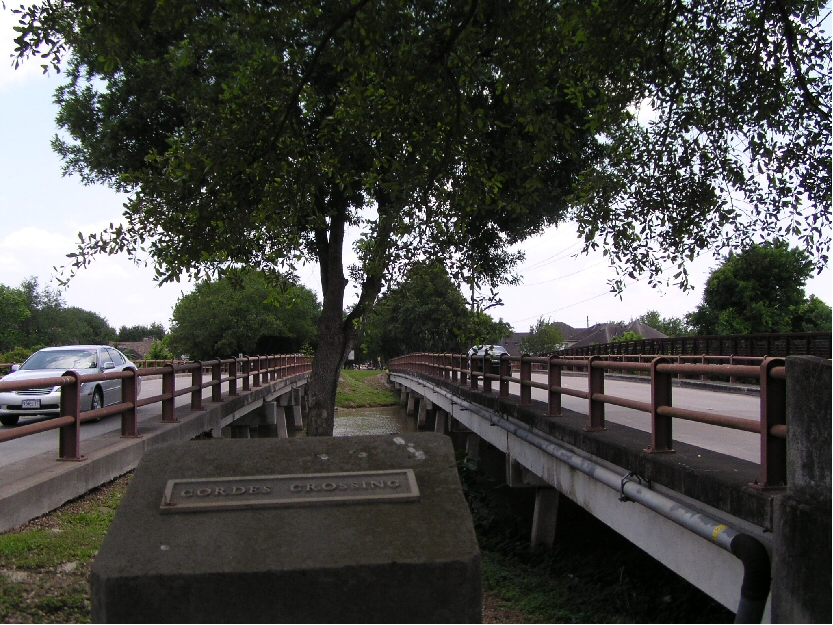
(21, 350, 98, 370)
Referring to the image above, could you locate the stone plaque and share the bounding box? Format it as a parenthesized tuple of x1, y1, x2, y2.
(160, 469, 419, 513)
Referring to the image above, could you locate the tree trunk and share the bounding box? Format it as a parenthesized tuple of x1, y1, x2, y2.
(305, 199, 350, 437)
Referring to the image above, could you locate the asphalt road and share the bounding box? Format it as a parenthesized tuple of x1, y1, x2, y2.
(528, 372, 760, 462)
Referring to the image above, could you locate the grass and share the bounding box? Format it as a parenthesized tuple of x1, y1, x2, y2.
(0, 474, 132, 623)
(335, 369, 400, 408)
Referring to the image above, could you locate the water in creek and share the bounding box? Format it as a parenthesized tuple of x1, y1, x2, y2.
(333, 405, 416, 437)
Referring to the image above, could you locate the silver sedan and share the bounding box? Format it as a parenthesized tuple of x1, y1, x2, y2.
(0, 345, 141, 426)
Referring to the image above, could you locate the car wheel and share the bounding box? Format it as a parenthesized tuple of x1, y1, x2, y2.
(0, 415, 19, 426)
(89, 387, 104, 420)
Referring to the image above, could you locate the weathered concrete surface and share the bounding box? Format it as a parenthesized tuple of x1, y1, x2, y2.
(92, 434, 481, 623)
(772, 356, 831, 623)
(0, 373, 308, 533)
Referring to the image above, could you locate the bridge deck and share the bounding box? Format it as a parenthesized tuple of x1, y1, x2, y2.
(408, 371, 774, 530)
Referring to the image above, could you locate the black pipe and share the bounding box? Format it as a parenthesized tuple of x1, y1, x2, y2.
(730, 533, 771, 623)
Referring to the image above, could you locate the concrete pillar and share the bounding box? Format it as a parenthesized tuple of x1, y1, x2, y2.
(289, 405, 303, 430)
(434, 409, 448, 435)
(417, 400, 427, 428)
(530, 488, 560, 551)
(263, 401, 288, 439)
(465, 433, 481, 463)
(772, 356, 831, 623)
(406, 393, 417, 417)
(400, 387, 408, 406)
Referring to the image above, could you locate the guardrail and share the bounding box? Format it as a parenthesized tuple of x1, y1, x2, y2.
(556, 331, 831, 358)
(0, 354, 311, 460)
(390, 352, 787, 489)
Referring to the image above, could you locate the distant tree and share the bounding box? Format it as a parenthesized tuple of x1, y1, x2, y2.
(59, 307, 117, 345)
(168, 272, 320, 360)
(0, 284, 30, 352)
(637, 311, 692, 337)
(461, 311, 513, 349)
(147, 337, 174, 361)
(118, 323, 166, 342)
(612, 330, 644, 342)
(687, 241, 824, 335)
(9, 277, 115, 347)
(794, 295, 832, 333)
(519, 318, 564, 355)
(362, 263, 512, 361)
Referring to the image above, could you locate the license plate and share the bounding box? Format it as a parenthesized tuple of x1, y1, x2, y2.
(21, 399, 41, 409)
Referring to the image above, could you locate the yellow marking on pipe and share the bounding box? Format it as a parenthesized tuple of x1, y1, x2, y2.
(712, 524, 728, 542)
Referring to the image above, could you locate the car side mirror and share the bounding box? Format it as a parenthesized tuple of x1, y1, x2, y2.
(10, 364, 20, 372)
(102, 361, 116, 370)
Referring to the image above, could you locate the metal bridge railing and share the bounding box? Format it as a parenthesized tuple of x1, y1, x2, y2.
(389, 352, 788, 490)
(0, 354, 311, 460)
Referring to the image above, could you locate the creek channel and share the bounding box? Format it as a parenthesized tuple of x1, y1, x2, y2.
(283, 405, 416, 438)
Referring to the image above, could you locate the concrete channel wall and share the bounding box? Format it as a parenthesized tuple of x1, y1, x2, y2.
(0, 373, 309, 533)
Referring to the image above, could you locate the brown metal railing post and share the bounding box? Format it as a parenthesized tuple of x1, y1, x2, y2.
(162, 363, 177, 423)
(586, 356, 606, 431)
(459, 355, 467, 386)
(757, 357, 787, 488)
(470, 356, 478, 390)
(520, 355, 532, 405)
(253, 357, 261, 388)
(58, 370, 83, 460)
(229, 358, 239, 396)
(121, 368, 140, 437)
(242, 357, 251, 391)
(647, 357, 674, 452)
(483, 355, 493, 394)
(499, 354, 510, 398)
(729, 354, 737, 383)
(546, 356, 561, 417)
(451, 354, 458, 383)
(191, 362, 203, 410)
(212, 360, 223, 402)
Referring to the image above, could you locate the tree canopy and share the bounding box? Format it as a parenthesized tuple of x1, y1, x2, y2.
(687, 240, 831, 334)
(0, 278, 116, 355)
(118, 323, 166, 342)
(168, 272, 320, 360)
(636, 311, 692, 337)
(519, 317, 564, 355)
(10, 0, 830, 434)
(361, 262, 511, 361)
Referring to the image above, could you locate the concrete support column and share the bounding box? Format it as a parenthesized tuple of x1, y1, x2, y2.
(530, 488, 560, 551)
(400, 387, 408, 406)
(406, 393, 418, 417)
(434, 409, 448, 435)
(772, 356, 831, 623)
(465, 433, 481, 463)
(263, 401, 288, 439)
(417, 400, 427, 429)
(288, 405, 303, 430)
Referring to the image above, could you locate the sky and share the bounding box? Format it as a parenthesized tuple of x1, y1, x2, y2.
(1, 9, 830, 334)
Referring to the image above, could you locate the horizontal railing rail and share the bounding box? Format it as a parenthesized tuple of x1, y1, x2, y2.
(390, 352, 787, 489)
(0, 354, 311, 460)
(556, 331, 831, 359)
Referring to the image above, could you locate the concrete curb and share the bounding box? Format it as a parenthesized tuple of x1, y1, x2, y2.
(0, 373, 309, 533)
